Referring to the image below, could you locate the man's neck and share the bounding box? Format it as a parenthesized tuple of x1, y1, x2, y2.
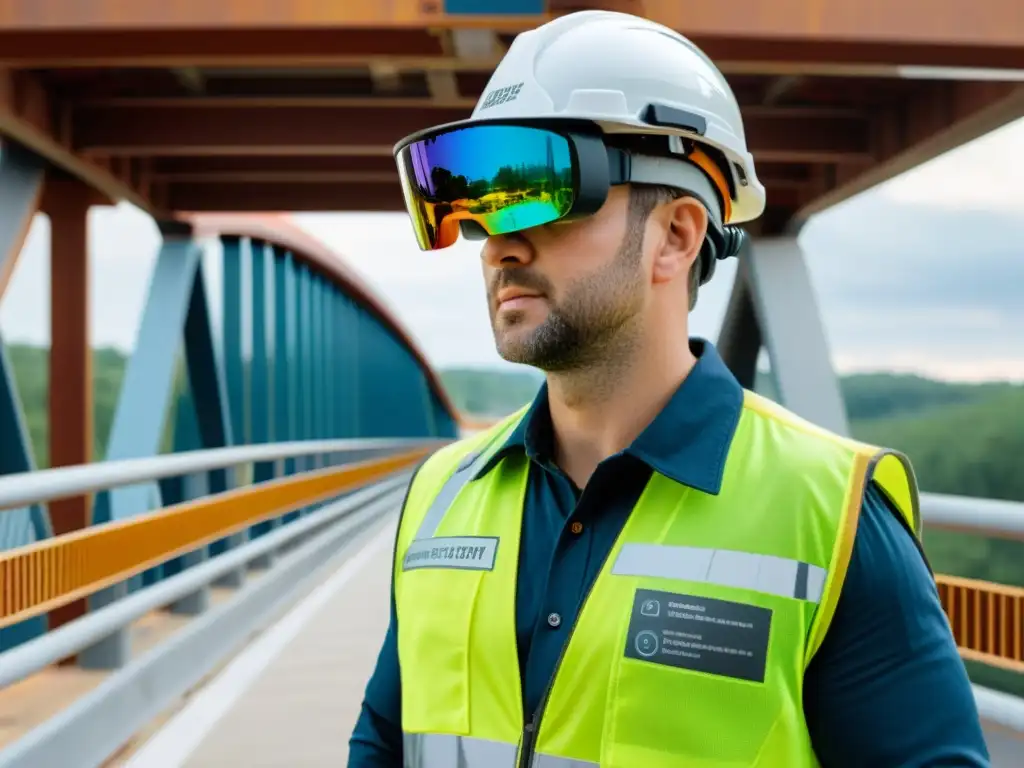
(546, 332, 697, 488)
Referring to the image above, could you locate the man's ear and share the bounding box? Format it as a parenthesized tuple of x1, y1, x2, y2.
(651, 195, 708, 286)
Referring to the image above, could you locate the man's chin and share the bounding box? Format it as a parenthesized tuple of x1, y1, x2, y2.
(493, 331, 540, 366)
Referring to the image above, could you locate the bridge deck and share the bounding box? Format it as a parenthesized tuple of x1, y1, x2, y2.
(120, 518, 396, 768)
(115, 514, 1022, 768)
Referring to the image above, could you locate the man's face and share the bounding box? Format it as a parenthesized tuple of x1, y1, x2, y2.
(481, 186, 647, 372)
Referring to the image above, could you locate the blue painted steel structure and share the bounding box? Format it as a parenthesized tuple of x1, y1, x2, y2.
(0, 143, 49, 650)
(445, 0, 545, 14)
(0, 188, 459, 652)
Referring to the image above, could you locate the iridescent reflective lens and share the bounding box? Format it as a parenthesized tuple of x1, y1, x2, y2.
(396, 124, 576, 250)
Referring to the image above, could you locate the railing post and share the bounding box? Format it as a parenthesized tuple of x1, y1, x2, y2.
(168, 471, 213, 616)
(163, 395, 212, 616)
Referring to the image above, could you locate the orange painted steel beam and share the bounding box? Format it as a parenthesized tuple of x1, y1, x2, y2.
(936, 574, 1024, 674)
(0, 449, 429, 631)
(0, 0, 1021, 52)
(188, 213, 460, 423)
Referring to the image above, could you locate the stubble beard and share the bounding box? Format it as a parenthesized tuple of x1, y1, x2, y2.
(487, 230, 646, 374)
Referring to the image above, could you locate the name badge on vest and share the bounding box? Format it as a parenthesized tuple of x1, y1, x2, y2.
(624, 588, 772, 683)
(402, 536, 499, 572)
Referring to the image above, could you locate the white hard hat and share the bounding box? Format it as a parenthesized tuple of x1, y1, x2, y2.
(469, 10, 765, 225)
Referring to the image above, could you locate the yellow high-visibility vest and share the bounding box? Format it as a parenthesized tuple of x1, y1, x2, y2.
(393, 390, 919, 767)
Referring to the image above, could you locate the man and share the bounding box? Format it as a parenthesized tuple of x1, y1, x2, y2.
(351, 10, 989, 767)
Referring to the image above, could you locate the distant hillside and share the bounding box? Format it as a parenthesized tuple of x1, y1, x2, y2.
(4, 344, 128, 467)
(445, 363, 1024, 424)
(439, 366, 543, 418)
(755, 368, 1018, 424)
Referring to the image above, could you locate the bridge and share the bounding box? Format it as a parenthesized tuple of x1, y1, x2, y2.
(0, 2, 1023, 765)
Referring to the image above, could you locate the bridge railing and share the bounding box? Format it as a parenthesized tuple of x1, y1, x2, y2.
(0, 439, 436, 668)
(924, 493, 1024, 676)
(0, 440, 432, 767)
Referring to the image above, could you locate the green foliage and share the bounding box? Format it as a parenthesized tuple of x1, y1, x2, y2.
(851, 388, 1024, 502)
(439, 366, 543, 418)
(5, 343, 130, 467)
(843, 373, 1017, 422)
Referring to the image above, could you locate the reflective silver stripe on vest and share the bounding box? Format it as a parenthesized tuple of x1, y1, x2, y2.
(532, 754, 599, 767)
(612, 543, 827, 603)
(414, 425, 515, 540)
(401, 734, 598, 768)
(403, 733, 518, 768)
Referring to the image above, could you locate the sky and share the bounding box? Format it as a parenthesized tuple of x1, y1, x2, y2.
(1, 116, 1022, 384)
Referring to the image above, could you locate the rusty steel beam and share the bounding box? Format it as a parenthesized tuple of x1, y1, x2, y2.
(799, 81, 1024, 220)
(71, 103, 874, 165)
(150, 155, 399, 178)
(0, 69, 152, 212)
(168, 180, 408, 213)
(2, 30, 1024, 75)
(630, 0, 1024, 49)
(165, 177, 808, 213)
(0, 1, 440, 30)
(0, 0, 1021, 53)
(76, 96, 479, 111)
(40, 173, 95, 635)
(150, 154, 820, 202)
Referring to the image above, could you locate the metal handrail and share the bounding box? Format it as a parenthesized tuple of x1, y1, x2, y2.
(0, 474, 409, 689)
(921, 492, 1024, 541)
(0, 478, 410, 768)
(0, 437, 444, 512)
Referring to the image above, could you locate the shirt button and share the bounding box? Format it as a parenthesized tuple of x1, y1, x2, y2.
(570, 521, 583, 535)
(547, 612, 562, 629)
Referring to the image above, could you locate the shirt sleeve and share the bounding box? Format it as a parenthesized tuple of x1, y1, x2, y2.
(348, 460, 427, 768)
(803, 481, 991, 767)
(347, 591, 404, 768)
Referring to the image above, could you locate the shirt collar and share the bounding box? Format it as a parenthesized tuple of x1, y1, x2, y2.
(476, 338, 744, 495)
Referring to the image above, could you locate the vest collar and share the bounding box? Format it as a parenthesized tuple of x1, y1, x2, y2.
(475, 339, 743, 496)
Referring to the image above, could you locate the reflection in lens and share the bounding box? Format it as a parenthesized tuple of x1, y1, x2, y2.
(397, 125, 575, 249)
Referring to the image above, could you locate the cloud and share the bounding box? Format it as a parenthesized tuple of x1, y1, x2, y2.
(0, 204, 162, 351)
(801, 188, 1024, 380)
(877, 117, 1024, 214)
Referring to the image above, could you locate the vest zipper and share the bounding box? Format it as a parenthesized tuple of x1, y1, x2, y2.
(518, 528, 617, 767)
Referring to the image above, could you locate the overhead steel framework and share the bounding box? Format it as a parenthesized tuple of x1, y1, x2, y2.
(0, 0, 1018, 234)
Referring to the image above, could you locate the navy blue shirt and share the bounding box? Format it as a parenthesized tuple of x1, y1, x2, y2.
(349, 340, 989, 767)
